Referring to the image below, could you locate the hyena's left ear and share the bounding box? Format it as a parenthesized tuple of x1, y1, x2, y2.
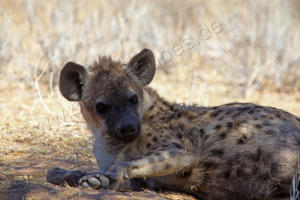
(59, 62, 88, 101)
(126, 48, 156, 86)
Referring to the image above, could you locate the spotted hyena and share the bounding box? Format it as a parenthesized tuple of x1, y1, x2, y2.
(47, 49, 300, 200)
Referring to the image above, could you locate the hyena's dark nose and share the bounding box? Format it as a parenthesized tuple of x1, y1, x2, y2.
(120, 124, 137, 135)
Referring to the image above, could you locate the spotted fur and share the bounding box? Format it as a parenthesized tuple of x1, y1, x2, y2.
(55, 49, 300, 200)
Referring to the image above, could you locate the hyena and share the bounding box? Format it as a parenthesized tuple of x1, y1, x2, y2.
(47, 49, 300, 200)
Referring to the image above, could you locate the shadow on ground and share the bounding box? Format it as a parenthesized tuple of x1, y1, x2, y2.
(0, 180, 196, 200)
(0, 153, 196, 200)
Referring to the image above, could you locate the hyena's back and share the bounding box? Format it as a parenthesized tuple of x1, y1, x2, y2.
(149, 102, 300, 199)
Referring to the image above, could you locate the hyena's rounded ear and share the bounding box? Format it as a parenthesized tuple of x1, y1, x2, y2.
(126, 48, 156, 86)
(59, 62, 87, 101)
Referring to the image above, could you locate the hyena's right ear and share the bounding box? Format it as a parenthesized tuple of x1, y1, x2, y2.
(126, 48, 156, 86)
(59, 62, 87, 101)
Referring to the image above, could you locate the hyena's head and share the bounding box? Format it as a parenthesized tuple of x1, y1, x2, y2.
(59, 49, 156, 143)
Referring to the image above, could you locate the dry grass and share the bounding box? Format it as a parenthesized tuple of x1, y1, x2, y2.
(0, 0, 300, 199)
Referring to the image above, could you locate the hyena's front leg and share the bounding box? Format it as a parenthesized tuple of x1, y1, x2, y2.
(79, 147, 196, 189)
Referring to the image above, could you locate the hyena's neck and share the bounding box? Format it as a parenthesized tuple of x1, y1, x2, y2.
(141, 87, 208, 127)
(142, 87, 175, 120)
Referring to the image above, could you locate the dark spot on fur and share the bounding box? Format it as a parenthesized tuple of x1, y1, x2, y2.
(167, 113, 176, 120)
(148, 105, 154, 110)
(237, 138, 244, 144)
(161, 100, 170, 107)
(262, 122, 271, 126)
(154, 152, 160, 156)
(178, 124, 185, 130)
(210, 109, 222, 118)
(131, 165, 140, 170)
(168, 124, 175, 130)
(225, 110, 233, 115)
(161, 144, 169, 148)
(211, 149, 224, 157)
(172, 142, 183, 149)
(199, 129, 205, 137)
(203, 135, 209, 142)
(275, 112, 282, 118)
(145, 152, 152, 156)
(265, 130, 276, 135)
(253, 117, 258, 120)
(176, 112, 182, 118)
(227, 122, 233, 128)
(162, 139, 167, 143)
(296, 118, 300, 122)
(218, 116, 224, 121)
(146, 143, 152, 148)
(223, 170, 231, 180)
(219, 132, 226, 140)
(176, 133, 183, 139)
(164, 163, 171, 169)
(149, 115, 154, 120)
(237, 106, 252, 113)
(247, 110, 254, 114)
(251, 166, 258, 174)
(147, 133, 152, 136)
(255, 124, 262, 129)
(152, 137, 157, 142)
(215, 124, 222, 130)
(203, 161, 218, 169)
(248, 148, 262, 162)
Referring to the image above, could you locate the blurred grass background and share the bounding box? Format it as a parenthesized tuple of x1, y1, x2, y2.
(0, 0, 300, 199)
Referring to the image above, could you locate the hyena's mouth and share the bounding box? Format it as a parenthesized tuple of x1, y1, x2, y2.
(118, 133, 140, 143)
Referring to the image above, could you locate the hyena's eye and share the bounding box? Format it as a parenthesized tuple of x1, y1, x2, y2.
(96, 102, 111, 114)
(129, 94, 138, 105)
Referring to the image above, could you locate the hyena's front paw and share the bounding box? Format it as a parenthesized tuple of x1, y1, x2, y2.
(79, 162, 131, 189)
(79, 173, 110, 189)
